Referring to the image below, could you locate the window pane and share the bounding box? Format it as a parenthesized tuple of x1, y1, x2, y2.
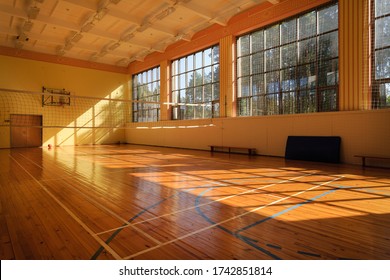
(282, 91, 296, 114)
(252, 95, 265, 116)
(298, 90, 316, 113)
(238, 77, 250, 97)
(298, 63, 316, 89)
(318, 5, 338, 33)
(238, 98, 251, 116)
(194, 69, 203, 86)
(251, 31, 264, 52)
(319, 31, 338, 60)
(213, 102, 220, 117)
(238, 56, 250, 77)
(375, 0, 390, 17)
(204, 103, 212, 118)
(281, 68, 297, 91)
(185, 88, 193, 103)
(179, 58, 186, 73)
(375, 48, 390, 79)
(265, 48, 280, 71)
(204, 66, 212, 84)
(212, 46, 220, 63)
(195, 87, 203, 102)
(213, 83, 220, 100)
(281, 19, 297, 44)
(375, 17, 390, 49)
(252, 52, 264, 74)
(299, 38, 316, 64)
(213, 65, 220, 82)
(299, 11, 316, 39)
(238, 35, 250, 56)
(318, 59, 339, 86)
(187, 55, 194, 71)
(379, 83, 390, 106)
(252, 74, 265, 95)
(281, 43, 297, 68)
(204, 84, 212, 102)
(266, 93, 279, 115)
(320, 89, 337, 111)
(204, 48, 212, 66)
(266, 71, 280, 94)
(179, 73, 186, 89)
(265, 25, 280, 49)
(195, 52, 203, 69)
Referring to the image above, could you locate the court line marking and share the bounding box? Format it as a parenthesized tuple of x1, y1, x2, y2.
(18, 153, 162, 246)
(196, 182, 346, 259)
(96, 171, 318, 236)
(9, 154, 122, 260)
(93, 171, 318, 258)
(122, 175, 343, 259)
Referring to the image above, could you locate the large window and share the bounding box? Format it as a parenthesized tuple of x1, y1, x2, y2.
(372, 0, 390, 108)
(171, 46, 220, 120)
(132, 67, 160, 122)
(237, 2, 339, 116)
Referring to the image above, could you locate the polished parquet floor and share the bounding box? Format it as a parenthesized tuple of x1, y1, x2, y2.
(0, 145, 389, 260)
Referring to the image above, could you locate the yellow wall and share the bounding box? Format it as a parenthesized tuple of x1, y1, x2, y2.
(125, 109, 390, 165)
(0, 55, 129, 148)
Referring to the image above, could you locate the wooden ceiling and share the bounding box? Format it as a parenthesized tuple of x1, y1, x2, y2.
(0, 0, 279, 67)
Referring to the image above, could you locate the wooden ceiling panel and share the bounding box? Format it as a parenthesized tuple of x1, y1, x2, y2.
(0, 0, 272, 67)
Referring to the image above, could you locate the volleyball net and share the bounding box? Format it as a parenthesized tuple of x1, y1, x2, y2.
(0, 88, 148, 129)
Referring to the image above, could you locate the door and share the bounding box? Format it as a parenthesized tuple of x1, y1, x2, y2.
(10, 114, 42, 148)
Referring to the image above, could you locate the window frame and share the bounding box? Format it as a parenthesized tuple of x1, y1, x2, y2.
(236, 1, 339, 117)
(171, 45, 220, 120)
(132, 66, 161, 123)
(371, 0, 390, 108)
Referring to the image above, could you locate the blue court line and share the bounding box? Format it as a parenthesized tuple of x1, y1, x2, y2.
(267, 244, 282, 250)
(91, 193, 178, 259)
(195, 188, 282, 260)
(236, 185, 345, 234)
(91, 184, 217, 259)
(195, 185, 347, 259)
(297, 251, 322, 258)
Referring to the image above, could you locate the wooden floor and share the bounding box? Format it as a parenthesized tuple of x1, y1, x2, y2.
(0, 145, 389, 260)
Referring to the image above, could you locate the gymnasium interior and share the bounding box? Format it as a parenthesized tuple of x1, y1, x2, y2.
(0, 0, 389, 260)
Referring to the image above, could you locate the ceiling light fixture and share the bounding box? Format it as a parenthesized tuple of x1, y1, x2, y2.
(56, 46, 66, 56)
(108, 42, 121, 50)
(96, 7, 108, 20)
(121, 33, 134, 42)
(64, 41, 74, 50)
(137, 23, 151, 32)
(22, 21, 34, 32)
(81, 22, 95, 32)
(155, 7, 176, 20)
(71, 33, 83, 42)
(16, 33, 29, 42)
(27, 6, 40, 19)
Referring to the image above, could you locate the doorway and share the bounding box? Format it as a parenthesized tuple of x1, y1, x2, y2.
(10, 114, 43, 148)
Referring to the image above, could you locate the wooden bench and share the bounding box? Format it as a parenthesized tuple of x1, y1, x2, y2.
(354, 154, 390, 168)
(209, 145, 256, 155)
